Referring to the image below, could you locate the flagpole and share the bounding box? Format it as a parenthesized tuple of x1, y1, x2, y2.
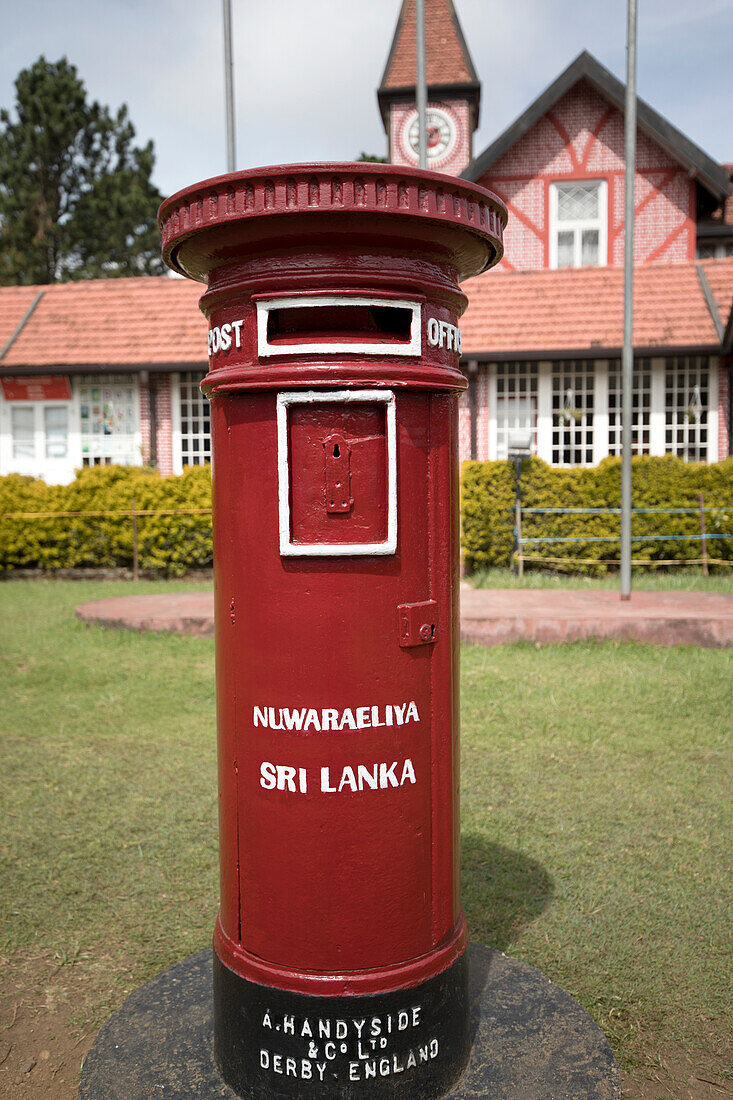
(620, 0, 638, 600)
(416, 0, 427, 169)
(223, 0, 237, 173)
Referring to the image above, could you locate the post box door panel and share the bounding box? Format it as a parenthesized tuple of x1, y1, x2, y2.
(278, 390, 397, 555)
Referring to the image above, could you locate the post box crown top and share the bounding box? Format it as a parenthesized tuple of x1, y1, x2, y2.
(158, 163, 506, 283)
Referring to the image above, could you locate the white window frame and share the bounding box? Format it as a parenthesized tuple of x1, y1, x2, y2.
(76, 374, 141, 468)
(277, 389, 397, 557)
(257, 296, 422, 359)
(549, 180, 608, 269)
(493, 362, 539, 461)
(172, 371, 210, 475)
(0, 387, 81, 483)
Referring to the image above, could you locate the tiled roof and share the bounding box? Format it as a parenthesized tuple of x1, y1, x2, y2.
(379, 0, 478, 90)
(0, 286, 44, 354)
(0, 260, 731, 372)
(0, 276, 206, 368)
(461, 257, 733, 356)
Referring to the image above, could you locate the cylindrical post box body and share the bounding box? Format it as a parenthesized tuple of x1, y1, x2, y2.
(159, 165, 505, 1100)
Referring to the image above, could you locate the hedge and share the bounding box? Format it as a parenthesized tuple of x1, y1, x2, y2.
(3, 457, 732, 576)
(461, 455, 733, 573)
(0, 465, 213, 575)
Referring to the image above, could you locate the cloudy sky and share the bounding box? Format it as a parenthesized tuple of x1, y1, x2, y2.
(1, 0, 731, 200)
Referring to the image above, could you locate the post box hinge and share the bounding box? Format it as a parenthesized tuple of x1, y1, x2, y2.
(398, 600, 438, 647)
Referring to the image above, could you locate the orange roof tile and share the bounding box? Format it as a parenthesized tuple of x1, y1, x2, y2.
(0, 286, 44, 354)
(461, 258, 733, 356)
(380, 0, 477, 90)
(0, 260, 731, 372)
(0, 276, 206, 368)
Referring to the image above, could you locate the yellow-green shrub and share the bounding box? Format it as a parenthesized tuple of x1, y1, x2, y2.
(461, 455, 733, 573)
(0, 465, 213, 575)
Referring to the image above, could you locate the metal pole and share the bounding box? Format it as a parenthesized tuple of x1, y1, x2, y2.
(415, 0, 427, 169)
(223, 0, 236, 173)
(620, 0, 637, 601)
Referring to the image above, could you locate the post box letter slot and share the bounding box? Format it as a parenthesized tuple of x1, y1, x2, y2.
(258, 296, 421, 357)
(277, 389, 397, 556)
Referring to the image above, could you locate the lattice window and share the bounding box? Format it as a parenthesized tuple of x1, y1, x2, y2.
(552, 361, 595, 465)
(179, 372, 211, 466)
(608, 359, 651, 456)
(665, 357, 709, 462)
(78, 374, 139, 466)
(696, 240, 733, 260)
(494, 362, 538, 460)
(550, 181, 607, 268)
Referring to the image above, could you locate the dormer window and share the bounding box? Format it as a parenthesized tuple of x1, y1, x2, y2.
(550, 181, 607, 268)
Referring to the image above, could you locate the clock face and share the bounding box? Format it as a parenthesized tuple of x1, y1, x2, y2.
(406, 108, 456, 162)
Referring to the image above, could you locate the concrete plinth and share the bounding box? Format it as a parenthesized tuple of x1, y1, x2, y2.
(76, 588, 733, 648)
(78, 945, 621, 1099)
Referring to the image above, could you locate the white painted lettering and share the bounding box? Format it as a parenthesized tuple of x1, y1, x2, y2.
(276, 765, 296, 792)
(357, 764, 378, 790)
(260, 762, 276, 790)
(356, 706, 371, 728)
(321, 767, 337, 793)
(282, 708, 306, 731)
(401, 758, 416, 785)
(339, 766, 357, 793)
(283, 1015, 295, 1035)
(232, 319, 244, 348)
(262, 1011, 272, 1029)
(321, 709, 339, 731)
(220, 323, 232, 351)
(379, 761, 399, 788)
(260, 1050, 269, 1069)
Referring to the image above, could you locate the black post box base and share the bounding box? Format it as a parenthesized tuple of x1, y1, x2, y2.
(213, 950, 469, 1099)
(78, 945, 622, 1100)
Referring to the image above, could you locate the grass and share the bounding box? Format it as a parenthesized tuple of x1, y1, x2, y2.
(469, 566, 733, 592)
(1, 580, 731, 1081)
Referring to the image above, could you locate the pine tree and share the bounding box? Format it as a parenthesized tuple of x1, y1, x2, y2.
(0, 56, 165, 284)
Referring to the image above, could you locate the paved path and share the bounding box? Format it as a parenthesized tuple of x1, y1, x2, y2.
(76, 587, 733, 647)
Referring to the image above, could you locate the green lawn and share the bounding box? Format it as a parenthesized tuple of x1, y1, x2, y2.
(1, 580, 731, 1085)
(469, 566, 733, 592)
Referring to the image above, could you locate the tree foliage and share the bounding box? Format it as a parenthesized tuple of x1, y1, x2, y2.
(0, 56, 165, 284)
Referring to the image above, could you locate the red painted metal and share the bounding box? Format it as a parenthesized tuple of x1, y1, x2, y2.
(159, 163, 505, 999)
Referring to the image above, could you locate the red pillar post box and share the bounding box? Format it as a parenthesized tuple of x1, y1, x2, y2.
(159, 164, 505, 1099)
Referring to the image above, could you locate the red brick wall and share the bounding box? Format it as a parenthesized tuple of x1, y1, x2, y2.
(155, 374, 174, 476)
(390, 98, 472, 176)
(478, 79, 695, 272)
(719, 360, 731, 461)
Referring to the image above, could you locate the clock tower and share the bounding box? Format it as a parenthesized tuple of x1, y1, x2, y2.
(377, 0, 481, 177)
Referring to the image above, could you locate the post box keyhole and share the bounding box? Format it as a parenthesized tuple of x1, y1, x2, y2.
(324, 433, 353, 514)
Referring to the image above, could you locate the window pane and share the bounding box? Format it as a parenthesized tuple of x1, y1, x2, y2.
(557, 231, 574, 268)
(12, 406, 35, 458)
(44, 406, 68, 458)
(557, 182, 599, 221)
(581, 229, 599, 266)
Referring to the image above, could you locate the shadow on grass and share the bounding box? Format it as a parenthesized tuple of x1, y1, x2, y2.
(461, 834, 555, 1043)
(461, 832, 554, 952)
